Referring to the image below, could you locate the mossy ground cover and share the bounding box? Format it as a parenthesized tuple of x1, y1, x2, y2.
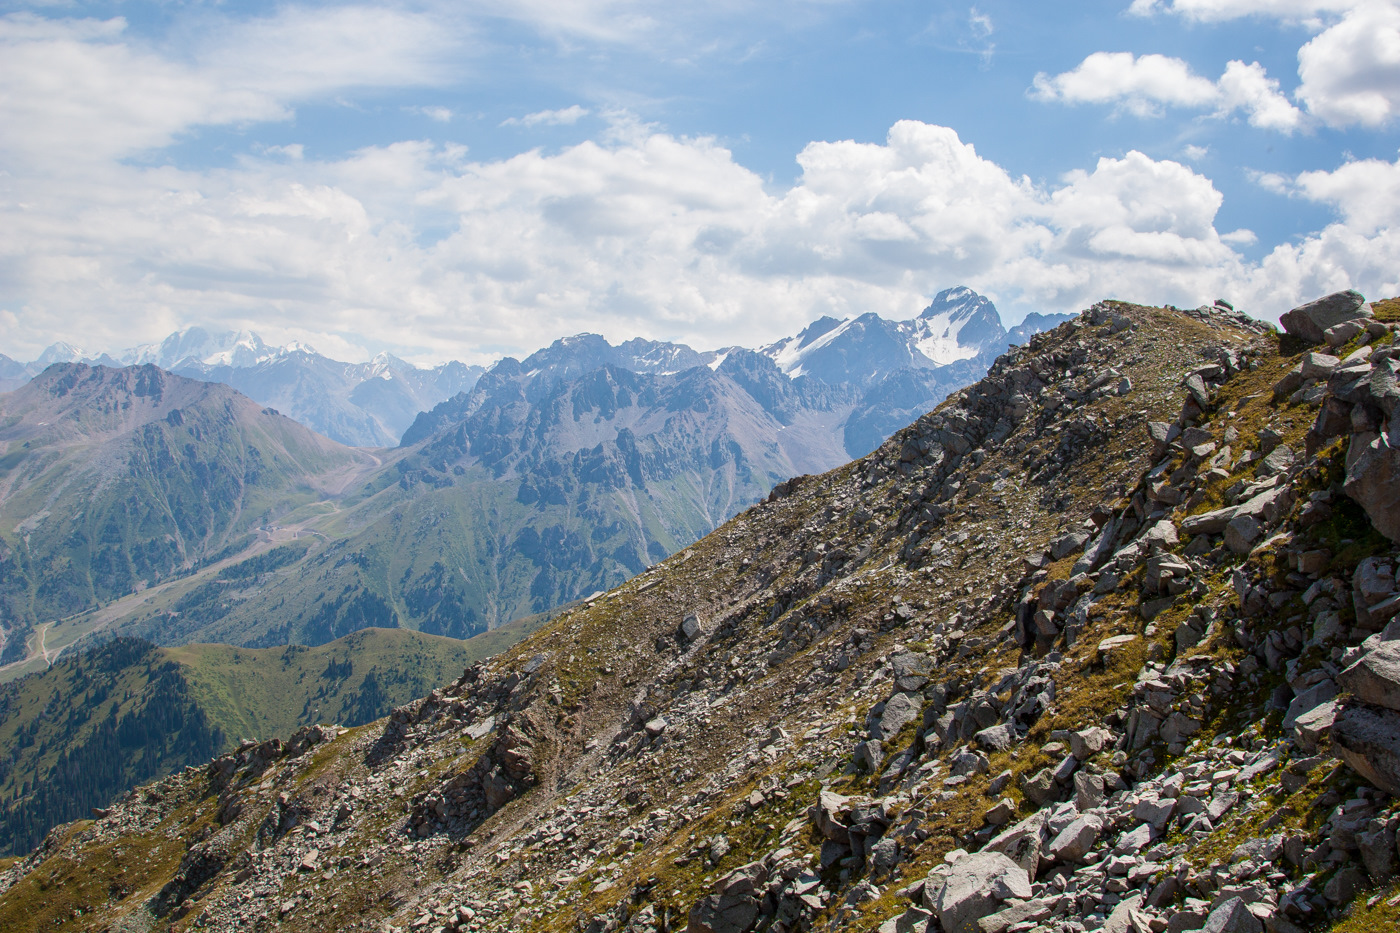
(1329, 882, 1400, 931)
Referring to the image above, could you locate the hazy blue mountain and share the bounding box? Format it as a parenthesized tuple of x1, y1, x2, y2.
(6, 329, 485, 448)
(103, 352, 857, 649)
(0, 355, 25, 394)
(1009, 311, 1074, 345)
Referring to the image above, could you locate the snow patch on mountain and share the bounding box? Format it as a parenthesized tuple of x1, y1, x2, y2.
(764, 317, 858, 379)
(759, 287, 1011, 385)
(906, 286, 993, 365)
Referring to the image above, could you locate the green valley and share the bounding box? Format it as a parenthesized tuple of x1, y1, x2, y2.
(0, 619, 547, 856)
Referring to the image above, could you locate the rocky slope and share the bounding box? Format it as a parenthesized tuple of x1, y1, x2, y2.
(0, 623, 547, 857)
(18, 293, 1400, 933)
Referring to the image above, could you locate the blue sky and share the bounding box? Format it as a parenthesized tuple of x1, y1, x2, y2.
(1, 0, 1398, 364)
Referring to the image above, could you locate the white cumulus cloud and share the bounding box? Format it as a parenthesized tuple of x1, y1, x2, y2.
(1237, 152, 1400, 310)
(409, 106, 455, 123)
(1128, 0, 1400, 128)
(0, 9, 462, 168)
(0, 116, 1301, 361)
(1032, 51, 1302, 129)
(1218, 59, 1305, 130)
(1296, 1, 1400, 127)
(0, 2, 1396, 362)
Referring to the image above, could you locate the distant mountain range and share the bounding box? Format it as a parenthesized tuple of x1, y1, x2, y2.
(1, 287, 1061, 449)
(0, 288, 1069, 662)
(0, 330, 483, 447)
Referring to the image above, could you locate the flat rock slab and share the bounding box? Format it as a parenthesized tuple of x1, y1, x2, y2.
(1047, 812, 1104, 863)
(1201, 895, 1264, 932)
(876, 692, 922, 742)
(1340, 642, 1400, 713)
(931, 851, 1032, 933)
(1181, 486, 1287, 536)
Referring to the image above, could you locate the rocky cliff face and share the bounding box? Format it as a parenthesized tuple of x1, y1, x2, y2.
(11, 295, 1400, 933)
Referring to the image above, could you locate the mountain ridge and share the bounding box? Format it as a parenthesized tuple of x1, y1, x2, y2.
(0, 363, 379, 662)
(3, 288, 1067, 451)
(0, 289, 1067, 667)
(23, 295, 1400, 933)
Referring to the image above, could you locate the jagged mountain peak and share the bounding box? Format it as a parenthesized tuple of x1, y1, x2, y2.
(32, 340, 101, 368)
(123, 327, 278, 370)
(103, 329, 481, 448)
(760, 287, 1013, 386)
(516, 333, 710, 385)
(907, 285, 1006, 365)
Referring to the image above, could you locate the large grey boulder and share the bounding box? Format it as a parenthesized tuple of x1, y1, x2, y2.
(688, 862, 769, 933)
(1339, 642, 1400, 712)
(1141, 519, 1179, 548)
(1282, 679, 1338, 730)
(877, 692, 922, 742)
(814, 791, 852, 842)
(1280, 289, 1370, 344)
(1201, 896, 1263, 932)
(929, 851, 1032, 933)
(985, 812, 1046, 876)
(1224, 514, 1263, 554)
(975, 899, 1054, 933)
(689, 892, 759, 933)
(1300, 351, 1341, 380)
(1293, 700, 1337, 751)
(1046, 812, 1103, 863)
(1102, 894, 1146, 933)
(1134, 794, 1176, 831)
(975, 723, 1016, 752)
(1346, 434, 1400, 542)
(1068, 726, 1113, 760)
(1332, 701, 1400, 795)
(891, 652, 931, 691)
(1051, 530, 1091, 560)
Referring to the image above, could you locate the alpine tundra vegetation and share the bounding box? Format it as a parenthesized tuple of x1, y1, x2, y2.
(10, 292, 1400, 933)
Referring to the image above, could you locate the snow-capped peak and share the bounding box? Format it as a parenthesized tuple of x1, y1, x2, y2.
(34, 342, 91, 367)
(757, 288, 1007, 386)
(117, 328, 318, 370)
(904, 286, 1005, 366)
(761, 316, 855, 379)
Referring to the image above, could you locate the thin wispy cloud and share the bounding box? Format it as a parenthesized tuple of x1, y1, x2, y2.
(501, 105, 591, 127)
(408, 105, 455, 123)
